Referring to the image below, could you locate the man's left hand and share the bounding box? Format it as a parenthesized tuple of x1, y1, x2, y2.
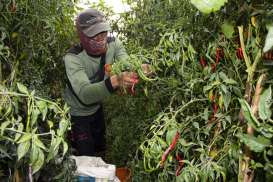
(141, 64, 153, 76)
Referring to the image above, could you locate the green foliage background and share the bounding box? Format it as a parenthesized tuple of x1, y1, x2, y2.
(105, 0, 273, 181)
(0, 0, 78, 180)
(0, 0, 77, 97)
(1, 0, 273, 181)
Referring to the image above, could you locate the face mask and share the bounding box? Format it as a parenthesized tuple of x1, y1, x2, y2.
(79, 31, 107, 56)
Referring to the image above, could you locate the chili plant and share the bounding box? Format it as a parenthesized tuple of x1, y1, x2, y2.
(0, 83, 70, 180)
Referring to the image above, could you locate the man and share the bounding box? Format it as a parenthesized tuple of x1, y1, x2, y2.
(64, 8, 138, 156)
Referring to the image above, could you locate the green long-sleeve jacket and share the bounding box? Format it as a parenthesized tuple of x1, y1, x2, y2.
(64, 38, 128, 116)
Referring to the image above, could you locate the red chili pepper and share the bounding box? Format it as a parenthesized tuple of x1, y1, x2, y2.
(209, 95, 215, 103)
(211, 63, 217, 72)
(220, 48, 225, 59)
(128, 78, 138, 95)
(160, 131, 180, 168)
(212, 102, 218, 119)
(212, 102, 218, 114)
(128, 82, 136, 95)
(209, 102, 218, 123)
(236, 48, 243, 60)
(130, 82, 136, 95)
(216, 48, 221, 64)
(211, 48, 224, 72)
(208, 48, 224, 72)
(199, 56, 207, 67)
(175, 153, 184, 176)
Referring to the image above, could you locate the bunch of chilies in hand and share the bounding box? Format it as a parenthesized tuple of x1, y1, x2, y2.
(104, 55, 155, 96)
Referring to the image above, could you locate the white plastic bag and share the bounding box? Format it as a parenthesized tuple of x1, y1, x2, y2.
(71, 156, 120, 182)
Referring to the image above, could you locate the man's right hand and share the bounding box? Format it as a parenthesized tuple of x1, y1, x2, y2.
(110, 71, 139, 89)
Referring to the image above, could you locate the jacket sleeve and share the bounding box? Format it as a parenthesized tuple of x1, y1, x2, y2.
(64, 54, 115, 105)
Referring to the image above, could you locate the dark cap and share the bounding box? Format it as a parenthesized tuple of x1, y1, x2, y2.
(76, 8, 111, 37)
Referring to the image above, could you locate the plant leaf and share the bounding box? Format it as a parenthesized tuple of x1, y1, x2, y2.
(34, 136, 46, 150)
(46, 136, 62, 162)
(31, 108, 40, 127)
(36, 100, 47, 110)
(259, 123, 273, 138)
(41, 107, 48, 121)
(17, 83, 29, 94)
(0, 120, 11, 135)
(239, 99, 260, 130)
(166, 129, 177, 145)
(238, 134, 271, 153)
(190, 0, 228, 14)
(49, 104, 58, 113)
(62, 139, 68, 157)
(259, 87, 272, 120)
(47, 120, 53, 129)
(32, 148, 44, 174)
(57, 118, 69, 136)
(0, 145, 11, 158)
(221, 21, 234, 39)
(17, 140, 30, 160)
(263, 26, 273, 53)
(179, 138, 195, 147)
(223, 92, 231, 111)
(233, 87, 242, 97)
(14, 123, 24, 142)
(17, 133, 32, 143)
(30, 144, 39, 165)
(219, 72, 228, 81)
(224, 79, 237, 85)
(36, 101, 47, 121)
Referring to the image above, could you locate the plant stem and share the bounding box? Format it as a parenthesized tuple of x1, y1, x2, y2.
(29, 166, 33, 182)
(26, 96, 32, 132)
(238, 25, 263, 182)
(0, 61, 2, 83)
(5, 128, 26, 135)
(37, 132, 52, 136)
(0, 91, 63, 111)
(242, 74, 266, 182)
(238, 26, 251, 69)
(174, 98, 207, 118)
(4, 128, 52, 136)
(238, 74, 266, 182)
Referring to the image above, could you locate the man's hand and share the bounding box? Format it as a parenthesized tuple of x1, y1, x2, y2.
(141, 64, 153, 76)
(110, 71, 139, 89)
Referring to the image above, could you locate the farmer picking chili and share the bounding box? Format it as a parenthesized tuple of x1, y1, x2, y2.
(63, 8, 148, 157)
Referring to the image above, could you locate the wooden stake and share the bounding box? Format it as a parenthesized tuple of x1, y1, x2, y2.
(242, 74, 266, 182)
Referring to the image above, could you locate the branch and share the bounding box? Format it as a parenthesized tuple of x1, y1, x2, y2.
(0, 91, 63, 111)
(242, 74, 267, 182)
(174, 98, 207, 118)
(251, 50, 262, 76)
(238, 26, 251, 69)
